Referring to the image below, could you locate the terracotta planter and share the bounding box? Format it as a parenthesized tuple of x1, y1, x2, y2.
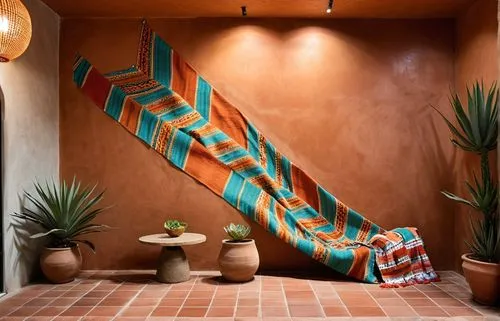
(462, 253, 500, 306)
(218, 239, 259, 282)
(40, 245, 82, 284)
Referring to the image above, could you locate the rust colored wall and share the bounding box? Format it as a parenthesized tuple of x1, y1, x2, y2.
(453, 0, 498, 271)
(60, 18, 457, 272)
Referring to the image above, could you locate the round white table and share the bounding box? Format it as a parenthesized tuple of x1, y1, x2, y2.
(139, 233, 206, 283)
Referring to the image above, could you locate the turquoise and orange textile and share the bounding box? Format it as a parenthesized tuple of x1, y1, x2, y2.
(73, 22, 439, 286)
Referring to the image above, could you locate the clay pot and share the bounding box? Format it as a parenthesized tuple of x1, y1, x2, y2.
(218, 239, 259, 282)
(462, 253, 500, 306)
(40, 245, 82, 283)
(165, 226, 186, 237)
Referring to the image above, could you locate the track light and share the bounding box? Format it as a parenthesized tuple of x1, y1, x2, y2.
(326, 0, 333, 14)
(241, 6, 247, 16)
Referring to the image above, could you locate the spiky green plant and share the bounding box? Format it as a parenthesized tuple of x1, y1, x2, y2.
(224, 223, 251, 242)
(164, 219, 187, 230)
(12, 178, 111, 252)
(432, 81, 499, 263)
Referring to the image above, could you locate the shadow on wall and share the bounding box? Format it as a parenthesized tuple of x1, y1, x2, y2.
(7, 196, 44, 285)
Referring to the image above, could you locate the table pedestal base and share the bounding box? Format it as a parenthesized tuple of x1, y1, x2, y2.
(156, 246, 190, 283)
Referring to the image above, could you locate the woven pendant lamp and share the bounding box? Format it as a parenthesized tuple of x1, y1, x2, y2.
(0, 0, 32, 62)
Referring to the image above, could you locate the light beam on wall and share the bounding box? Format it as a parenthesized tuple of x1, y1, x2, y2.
(0, 0, 32, 62)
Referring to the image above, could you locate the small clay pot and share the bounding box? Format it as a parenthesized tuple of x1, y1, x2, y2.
(218, 239, 259, 282)
(462, 253, 500, 306)
(165, 226, 186, 237)
(40, 245, 82, 284)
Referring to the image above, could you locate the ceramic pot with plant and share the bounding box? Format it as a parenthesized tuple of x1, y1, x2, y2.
(12, 178, 111, 284)
(218, 223, 259, 282)
(433, 81, 500, 306)
(164, 219, 187, 237)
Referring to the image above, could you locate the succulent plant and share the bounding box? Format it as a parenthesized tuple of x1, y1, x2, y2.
(224, 223, 251, 241)
(164, 219, 187, 230)
(11, 177, 111, 252)
(433, 81, 499, 263)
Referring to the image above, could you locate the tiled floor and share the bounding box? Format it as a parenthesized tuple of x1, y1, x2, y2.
(0, 270, 498, 320)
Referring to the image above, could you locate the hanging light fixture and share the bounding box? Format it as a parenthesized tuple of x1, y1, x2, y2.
(0, 0, 32, 62)
(326, 0, 333, 14)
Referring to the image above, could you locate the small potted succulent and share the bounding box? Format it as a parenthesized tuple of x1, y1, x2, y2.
(164, 219, 188, 237)
(217, 223, 260, 282)
(12, 178, 110, 284)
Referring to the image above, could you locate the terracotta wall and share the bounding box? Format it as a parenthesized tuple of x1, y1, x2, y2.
(454, 0, 498, 271)
(60, 18, 458, 272)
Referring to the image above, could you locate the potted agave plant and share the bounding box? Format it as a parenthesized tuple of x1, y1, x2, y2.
(12, 178, 110, 284)
(218, 223, 259, 282)
(433, 81, 500, 305)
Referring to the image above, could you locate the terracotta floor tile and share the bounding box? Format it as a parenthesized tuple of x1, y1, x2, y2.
(73, 298, 102, 306)
(184, 298, 211, 306)
(285, 291, 315, 299)
(83, 291, 109, 298)
(206, 306, 235, 317)
(412, 305, 450, 317)
(120, 306, 155, 317)
(150, 306, 179, 317)
(157, 298, 185, 306)
(24, 298, 54, 306)
(98, 297, 131, 306)
(261, 306, 289, 317)
(444, 307, 482, 316)
(404, 298, 437, 306)
(62, 290, 88, 297)
(8, 306, 41, 317)
(261, 298, 286, 306)
(39, 290, 66, 298)
(433, 297, 467, 306)
(341, 296, 378, 307)
(137, 290, 166, 298)
(322, 306, 350, 317)
(86, 306, 122, 316)
(164, 291, 189, 299)
(347, 306, 386, 317)
(318, 297, 343, 306)
(106, 291, 137, 299)
(239, 291, 259, 299)
(129, 297, 160, 306)
(33, 306, 66, 316)
(177, 307, 208, 317)
(289, 305, 324, 317)
(398, 291, 427, 299)
(425, 290, 454, 298)
(187, 290, 213, 298)
(211, 298, 237, 306)
(80, 316, 114, 321)
(235, 306, 259, 317)
(382, 305, 418, 316)
(50, 297, 79, 306)
(375, 297, 409, 306)
(25, 317, 53, 321)
(368, 290, 398, 298)
(59, 306, 93, 316)
(238, 298, 259, 306)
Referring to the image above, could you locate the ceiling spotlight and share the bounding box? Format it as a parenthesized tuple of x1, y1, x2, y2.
(241, 6, 247, 16)
(326, 0, 333, 14)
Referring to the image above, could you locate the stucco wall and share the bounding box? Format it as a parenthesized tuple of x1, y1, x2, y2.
(0, 0, 59, 293)
(453, 0, 498, 271)
(60, 18, 457, 271)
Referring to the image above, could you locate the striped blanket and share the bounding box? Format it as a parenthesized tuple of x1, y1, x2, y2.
(73, 21, 439, 286)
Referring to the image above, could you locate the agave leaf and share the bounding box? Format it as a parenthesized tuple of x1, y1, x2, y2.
(30, 228, 66, 239)
(441, 191, 477, 209)
(74, 240, 96, 253)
